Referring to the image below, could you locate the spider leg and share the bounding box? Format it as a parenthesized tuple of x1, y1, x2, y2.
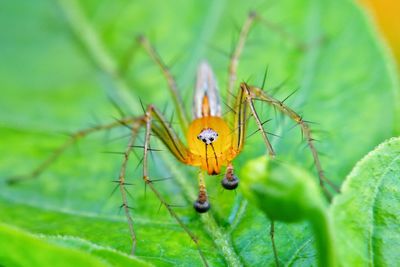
(246, 93, 276, 157)
(226, 11, 320, 106)
(226, 12, 298, 156)
(143, 105, 208, 266)
(193, 171, 210, 213)
(230, 83, 275, 156)
(6, 116, 143, 184)
(227, 12, 257, 106)
(137, 35, 189, 133)
(6, 115, 146, 255)
(221, 163, 239, 190)
(241, 82, 340, 195)
(148, 105, 190, 163)
(116, 119, 144, 255)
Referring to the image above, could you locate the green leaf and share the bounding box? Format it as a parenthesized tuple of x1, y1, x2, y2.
(0, 0, 398, 266)
(240, 156, 337, 267)
(240, 156, 326, 222)
(0, 222, 151, 267)
(331, 137, 400, 266)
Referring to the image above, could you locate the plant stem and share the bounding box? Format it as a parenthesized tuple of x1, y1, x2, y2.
(309, 208, 337, 267)
(270, 220, 280, 267)
(162, 155, 243, 267)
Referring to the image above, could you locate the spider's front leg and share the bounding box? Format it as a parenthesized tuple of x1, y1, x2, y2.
(137, 35, 189, 133)
(226, 11, 307, 107)
(221, 163, 239, 190)
(140, 104, 208, 264)
(143, 103, 212, 214)
(239, 82, 340, 196)
(193, 171, 210, 213)
(226, 11, 288, 160)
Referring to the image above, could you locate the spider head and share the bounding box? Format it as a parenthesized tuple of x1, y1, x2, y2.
(187, 116, 236, 175)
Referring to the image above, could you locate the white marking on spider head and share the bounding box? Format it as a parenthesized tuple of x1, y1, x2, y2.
(197, 128, 218, 145)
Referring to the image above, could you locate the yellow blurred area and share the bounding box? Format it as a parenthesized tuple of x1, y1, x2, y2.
(359, 0, 400, 64)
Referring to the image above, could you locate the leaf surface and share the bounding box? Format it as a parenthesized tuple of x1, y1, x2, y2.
(0, 222, 151, 267)
(331, 137, 400, 266)
(0, 0, 398, 266)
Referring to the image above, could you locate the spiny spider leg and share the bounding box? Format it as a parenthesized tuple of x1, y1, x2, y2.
(117, 119, 144, 255)
(143, 105, 208, 266)
(226, 10, 305, 158)
(240, 82, 340, 195)
(137, 35, 189, 133)
(226, 10, 337, 255)
(149, 106, 190, 163)
(6, 116, 141, 184)
(6, 103, 207, 262)
(226, 11, 307, 106)
(247, 93, 276, 157)
(227, 11, 257, 106)
(230, 82, 276, 157)
(226, 11, 338, 195)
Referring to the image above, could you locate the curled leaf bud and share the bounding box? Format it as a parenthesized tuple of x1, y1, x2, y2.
(240, 156, 336, 267)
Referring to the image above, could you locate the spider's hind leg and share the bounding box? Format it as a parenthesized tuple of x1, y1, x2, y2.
(6, 116, 143, 185)
(115, 118, 145, 255)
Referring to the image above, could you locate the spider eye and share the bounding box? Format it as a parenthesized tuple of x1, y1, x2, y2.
(209, 137, 214, 142)
(202, 138, 206, 143)
(221, 174, 239, 190)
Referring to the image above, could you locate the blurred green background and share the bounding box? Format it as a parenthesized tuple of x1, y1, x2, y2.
(0, 0, 399, 266)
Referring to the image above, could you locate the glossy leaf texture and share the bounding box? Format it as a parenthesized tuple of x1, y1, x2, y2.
(0, 0, 398, 266)
(331, 137, 400, 266)
(0, 223, 151, 267)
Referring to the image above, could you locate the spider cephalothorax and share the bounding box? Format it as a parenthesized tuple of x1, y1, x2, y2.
(184, 61, 242, 211)
(185, 61, 239, 177)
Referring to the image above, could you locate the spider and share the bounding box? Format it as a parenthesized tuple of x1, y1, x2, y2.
(7, 11, 339, 263)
